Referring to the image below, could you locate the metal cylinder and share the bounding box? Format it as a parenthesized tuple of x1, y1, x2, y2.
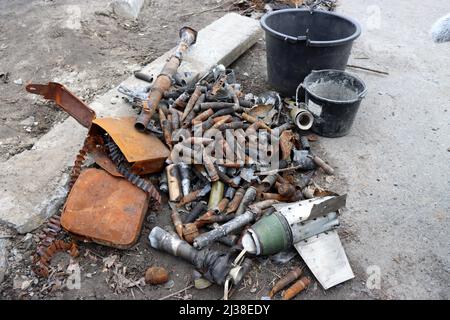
(178, 162, 191, 196)
(236, 186, 257, 216)
(149, 226, 232, 285)
(135, 27, 197, 132)
(208, 181, 225, 209)
(226, 187, 245, 214)
(290, 106, 314, 131)
(166, 164, 182, 202)
(193, 211, 255, 249)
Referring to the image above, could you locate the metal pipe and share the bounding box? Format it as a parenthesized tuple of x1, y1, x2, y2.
(149, 226, 232, 285)
(135, 27, 197, 131)
(236, 186, 257, 216)
(193, 211, 255, 249)
(184, 201, 208, 223)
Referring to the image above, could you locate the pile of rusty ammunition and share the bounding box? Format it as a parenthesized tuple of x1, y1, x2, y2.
(27, 26, 353, 300)
(143, 64, 326, 242)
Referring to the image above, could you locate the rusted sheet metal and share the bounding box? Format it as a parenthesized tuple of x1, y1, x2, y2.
(26, 82, 95, 128)
(61, 168, 149, 249)
(92, 117, 170, 174)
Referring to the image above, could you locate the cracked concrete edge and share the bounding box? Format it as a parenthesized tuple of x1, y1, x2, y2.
(0, 13, 262, 234)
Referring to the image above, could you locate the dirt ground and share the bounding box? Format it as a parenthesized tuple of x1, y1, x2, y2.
(1, 0, 449, 301)
(0, 0, 344, 301)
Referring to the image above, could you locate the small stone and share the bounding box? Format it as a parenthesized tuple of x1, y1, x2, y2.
(145, 266, 169, 285)
(110, 97, 119, 105)
(19, 116, 35, 126)
(13, 78, 23, 85)
(162, 279, 174, 289)
(13, 276, 32, 290)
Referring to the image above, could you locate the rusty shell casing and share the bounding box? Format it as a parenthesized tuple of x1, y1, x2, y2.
(241, 112, 258, 124)
(226, 187, 245, 214)
(135, 27, 197, 132)
(197, 213, 235, 227)
(158, 104, 168, 122)
(192, 117, 215, 133)
(245, 120, 272, 135)
(177, 184, 211, 208)
(178, 162, 191, 196)
(236, 186, 257, 216)
(181, 85, 202, 121)
(192, 108, 214, 125)
(261, 175, 278, 191)
(198, 102, 235, 112)
(170, 108, 181, 130)
(182, 94, 205, 128)
(193, 210, 214, 228)
(184, 201, 208, 223)
(161, 119, 173, 149)
(261, 193, 288, 201)
(219, 139, 235, 163)
(282, 277, 311, 300)
(223, 176, 241, 200)
(203, 151, 219, 182)
(173, 91, 190, 111)
(182, 137, 214, 146)
(177, 189, 201, 208)
(211, 107, 235, 118)
(217, 122, 245, 131)
(214, 164, 239, 188)
(166, 164, 182, 202)
(312, 155, 335, 175)
(212, 115, 233, 128)
(214, 197, 230, 214)
(269, 267, 303, 298)
(208, 181, 225, 209)
(171, 209, 184, 239)
(145, 267, 169, 285)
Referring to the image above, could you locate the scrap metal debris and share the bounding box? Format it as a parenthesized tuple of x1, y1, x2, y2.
(23, 22, 355, 300)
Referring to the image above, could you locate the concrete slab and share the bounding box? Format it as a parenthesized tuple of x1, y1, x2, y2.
(0, 238, 7, 284)
(109, 0, 144, 19)
(0, 13, 262, 233)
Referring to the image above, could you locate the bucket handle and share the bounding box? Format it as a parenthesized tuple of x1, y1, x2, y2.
(284, 35, 308, 44)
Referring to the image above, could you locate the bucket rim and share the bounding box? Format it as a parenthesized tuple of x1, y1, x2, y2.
(303, 69, 367, 104)
(260, 8, 361, 47)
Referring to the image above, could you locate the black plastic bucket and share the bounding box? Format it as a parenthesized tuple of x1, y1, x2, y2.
(303, 69, 367, 137)
(260, 9, 361, 97)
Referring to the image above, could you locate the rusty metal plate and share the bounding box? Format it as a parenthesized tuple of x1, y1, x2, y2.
(26, 82, 96, 128)
(61, 168, 149, 249)
(92, 117, 169, 175)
